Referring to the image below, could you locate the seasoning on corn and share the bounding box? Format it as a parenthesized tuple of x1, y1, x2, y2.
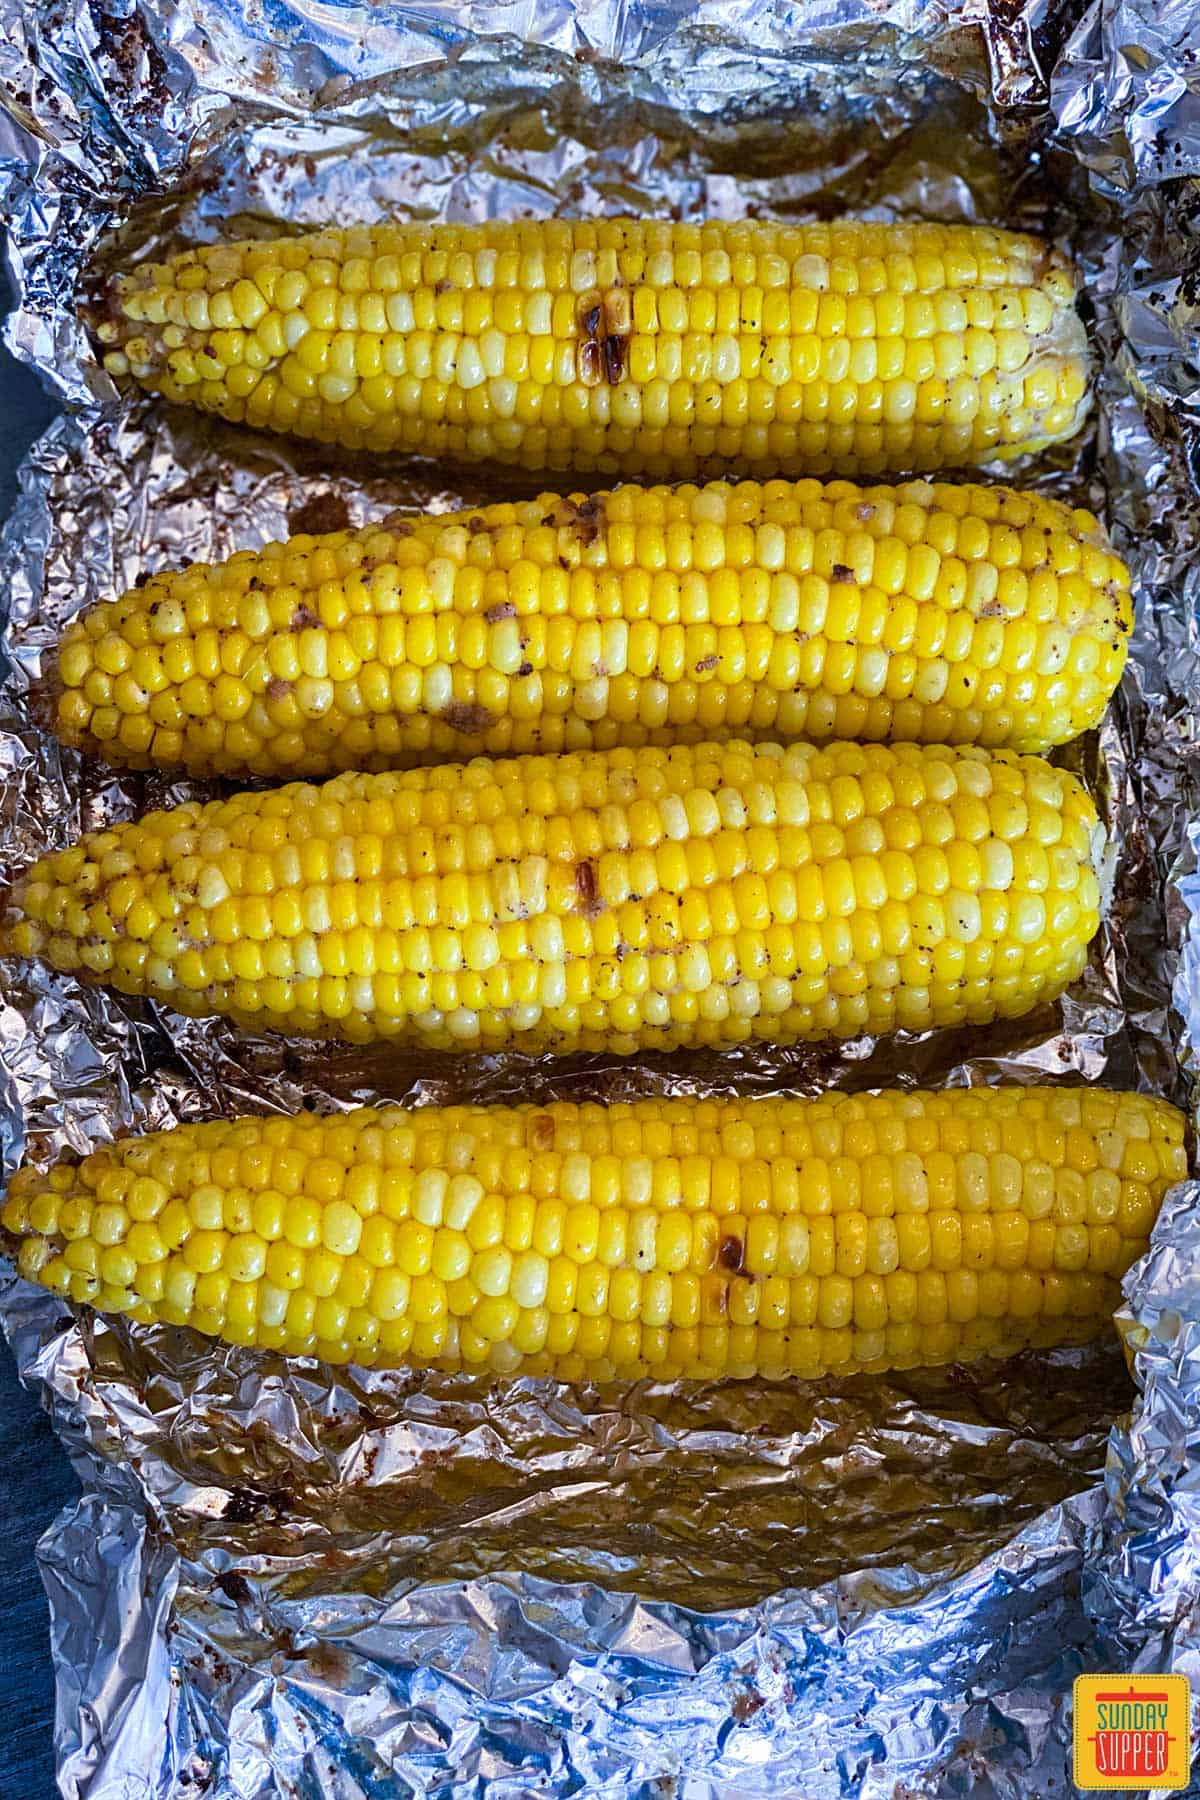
(49, 478, 1131, 780)
(1, 739, 1102, 1054)
(94, 219, 1090, 479)
(2, 1087, 1182, 1379)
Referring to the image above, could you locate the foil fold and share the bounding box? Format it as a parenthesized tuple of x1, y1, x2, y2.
(3, 0, 1200, 1794)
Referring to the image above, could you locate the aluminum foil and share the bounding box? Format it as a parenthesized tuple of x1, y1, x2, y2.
(2, 2, 1200, 1794)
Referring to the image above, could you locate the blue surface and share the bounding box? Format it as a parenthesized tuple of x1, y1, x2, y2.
(0, 338, 76, 1800)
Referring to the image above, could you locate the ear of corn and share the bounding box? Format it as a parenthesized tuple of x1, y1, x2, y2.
(3, 739, 1101, 1054)
(96, 219, 1090, 479)
(3, 1087, 1183, 1379)
(51, 478, 1131, 780)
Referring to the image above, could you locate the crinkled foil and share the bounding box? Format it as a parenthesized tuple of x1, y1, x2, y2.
(2, 3, 1200, 1795)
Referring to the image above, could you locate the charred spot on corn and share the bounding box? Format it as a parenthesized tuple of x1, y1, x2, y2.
(574, 859, 602, 918)
(561, 495, 605, 546)
(439, 701, 496, 735)
(530, 1115, 555, 1151)
(576, 285, 631, 389)
(718, 1235, 745, 1273)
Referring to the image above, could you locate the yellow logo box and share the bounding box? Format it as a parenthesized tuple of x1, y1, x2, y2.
(1073, 1674, 1191, 1790)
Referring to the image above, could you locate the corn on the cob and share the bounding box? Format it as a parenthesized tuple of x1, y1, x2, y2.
(51, 478, 1131, 780)
(3, 1087, 1182, 1379)
(2, 740, 1101, 1053)
(96, 219, 1090, 479)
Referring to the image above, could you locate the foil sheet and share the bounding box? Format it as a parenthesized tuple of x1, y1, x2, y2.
(2, 2, 1200, 1794)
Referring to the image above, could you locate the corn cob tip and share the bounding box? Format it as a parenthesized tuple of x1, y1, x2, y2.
(28, 649, 66, 742)
(85, 266, 136, 368)
(33, 640, 145, 769)
(0, 877, 33, 961)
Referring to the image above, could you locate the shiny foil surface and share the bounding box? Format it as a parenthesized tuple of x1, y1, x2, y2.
(2, 1, 1200, 1794)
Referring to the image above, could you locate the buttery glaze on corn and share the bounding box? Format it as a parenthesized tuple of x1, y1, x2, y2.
(2, 740, 1102, 1054)
(96, 219, 1091, 479)
(52, 479, 1131, 779)
(2, 1088, 1183, 1379)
